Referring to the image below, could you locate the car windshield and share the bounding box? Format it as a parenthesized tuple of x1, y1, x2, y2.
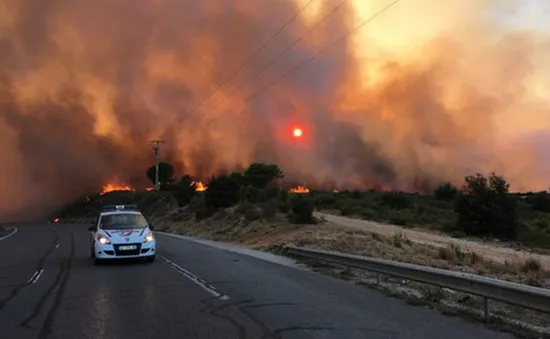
(100, 213, 148, 229)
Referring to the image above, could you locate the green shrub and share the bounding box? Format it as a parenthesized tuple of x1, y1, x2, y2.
(529, 191, 550, 213)
(434, 182, 458, 201)
(378, 192, 412, 210)
(190, 195, 211, 220)
(455, 173, 519, 239)
(262, 200, 279, 219)
(314, 194, 337, 209)
(290, 195, 315, 224)
(242, 203, 261, 221)
(205, 175, 240, 208)
(339, 201, 363, 216)
(278, 201, 290, 213)
(242, 186, 265, 203)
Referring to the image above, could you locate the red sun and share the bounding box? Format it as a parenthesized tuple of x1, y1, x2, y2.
(292, 128, 303, 138)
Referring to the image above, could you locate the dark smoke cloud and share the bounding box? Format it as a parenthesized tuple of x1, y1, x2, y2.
(0, 0, 549, 220)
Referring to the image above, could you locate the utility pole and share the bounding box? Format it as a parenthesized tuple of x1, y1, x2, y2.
(151, 140, 166, 191)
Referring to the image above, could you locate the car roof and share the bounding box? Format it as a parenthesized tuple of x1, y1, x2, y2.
(100, 211, 143, 217)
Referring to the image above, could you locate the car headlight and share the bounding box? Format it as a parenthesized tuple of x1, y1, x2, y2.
(97, 235, 111, 244)
(144, 231, 154, 243)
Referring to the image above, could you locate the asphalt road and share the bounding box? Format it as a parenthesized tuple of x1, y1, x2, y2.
(0, 224, 514, 339)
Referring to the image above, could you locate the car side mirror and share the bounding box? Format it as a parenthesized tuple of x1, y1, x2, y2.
(88, 226, 95, 232)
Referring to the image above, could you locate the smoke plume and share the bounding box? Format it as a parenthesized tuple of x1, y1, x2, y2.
(0, 0, 549, 220)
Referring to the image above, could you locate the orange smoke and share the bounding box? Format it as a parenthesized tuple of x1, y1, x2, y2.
(0, 0, 550, 221)
(100, 184, 134, 195)
(289, 185, 310, 194)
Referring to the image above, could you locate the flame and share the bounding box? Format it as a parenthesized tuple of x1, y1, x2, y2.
(144, 187, 154, 191)
(100, 184, 134, 195)
(289, 185, 310, 194)
(191, 181, 208, 192)
(332, 189, 340, 193)
(293, 128, 303, 138)
(53, 218, 60, 223)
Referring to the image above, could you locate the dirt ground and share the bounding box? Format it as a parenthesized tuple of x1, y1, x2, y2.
(315, 212, 550, 270)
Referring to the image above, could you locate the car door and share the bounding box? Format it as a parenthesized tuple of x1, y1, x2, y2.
(90, 216, 100, 247)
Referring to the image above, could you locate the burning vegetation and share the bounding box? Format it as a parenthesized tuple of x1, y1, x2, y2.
(289, 186, 310, 194)
(1, 0, 549, 221)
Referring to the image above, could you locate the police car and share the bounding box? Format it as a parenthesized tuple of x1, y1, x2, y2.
(89, 205, 156, 264)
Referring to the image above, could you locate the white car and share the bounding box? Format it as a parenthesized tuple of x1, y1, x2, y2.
(89, 205, 156, 264)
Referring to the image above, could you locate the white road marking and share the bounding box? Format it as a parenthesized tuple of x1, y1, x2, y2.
(55, 243, 60, 249)
(159, 255, 229, 300)
(30, 269, 44, 284)
(0, 227, 18, 241)
(27, 270, 39, 283)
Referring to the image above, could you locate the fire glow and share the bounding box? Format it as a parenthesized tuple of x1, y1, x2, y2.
(289, 185, 310, 194)
(192, 181, 208, 192)
(100, 184, 134, 195)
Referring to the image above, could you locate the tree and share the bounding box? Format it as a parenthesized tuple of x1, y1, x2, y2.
(146, 162, 175, 186)
(290, 195, 315, 224)
(434, 182, 458, 201)
(455, 173, 518, 239)
(204, 175, 240, 208)
(162, 175, 196, 206)
(529, 191, 550, 213)
(244, 163, 284, 188)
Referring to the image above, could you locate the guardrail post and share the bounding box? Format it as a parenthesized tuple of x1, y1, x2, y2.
(484, 297, 490, 322)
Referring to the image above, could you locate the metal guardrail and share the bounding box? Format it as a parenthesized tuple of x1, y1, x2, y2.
(284, 246, 550, 321)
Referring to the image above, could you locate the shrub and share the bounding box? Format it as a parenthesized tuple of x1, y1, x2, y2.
(162, 175, 196, 206)
(242, 186, 265, 203)
(265, 187, 280, 200)
(530, 191, 550, 213)
(378, 192, 412, 210)
(434, 182, 458, 201)
(455, 173, 519, 239)
(290, 195, 315, 224)
(314, 194, 337, 209)
(242, 203, 261, 221)
(279, 189, 289, 203)
(243, 163, 284, 188)
(205, 175, 240, 208)
(262, 200, 279, 219)
(349, 190, 362, 199)
(190, 195, 211, 220)
(278, 201, 290, 213)
(339, 201, 363, 216)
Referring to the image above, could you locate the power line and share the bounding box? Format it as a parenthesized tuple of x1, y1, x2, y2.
(182, 0, 317, 122)
(232, 0, 350, 95)
(244, 0, 401, 104)
(203, 0, 401, 129)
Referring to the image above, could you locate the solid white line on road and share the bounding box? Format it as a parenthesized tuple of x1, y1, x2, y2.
(55, 243, 60, 249)
(0, 227, 18, 241)
(159, 255, 229, 300)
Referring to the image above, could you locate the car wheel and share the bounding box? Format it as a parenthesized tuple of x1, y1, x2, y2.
(90, 247, 95, 258)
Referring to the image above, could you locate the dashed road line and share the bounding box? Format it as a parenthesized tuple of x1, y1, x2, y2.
(160, 255, 229, 300)
(27, 269, 44, 284)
